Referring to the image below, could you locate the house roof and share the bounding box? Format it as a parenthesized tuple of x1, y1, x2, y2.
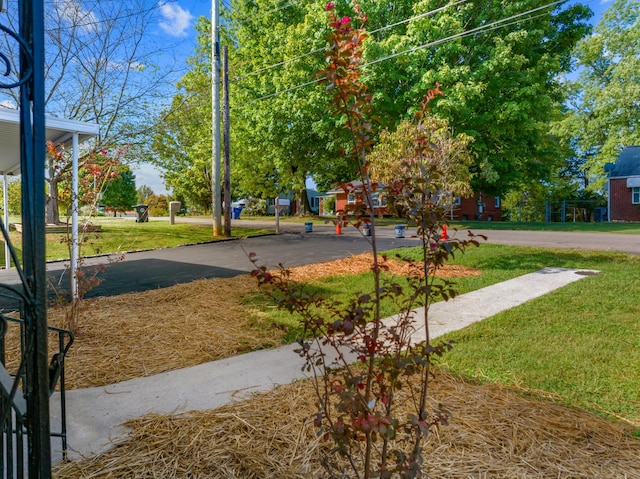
(605, 146, 640, 178)
(326, 180, 384, 195)
(0, 107, 100, 175)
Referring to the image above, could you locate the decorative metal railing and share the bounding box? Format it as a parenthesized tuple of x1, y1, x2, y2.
(0, 305, 74, 474)
(1, 1, 59, 477)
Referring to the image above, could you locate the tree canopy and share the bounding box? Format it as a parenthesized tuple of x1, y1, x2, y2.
(232, 0, 591, 197)
(362, 0, 591, 195)
(151, 0, 593, 212)
(149, 17, 215, 213)
(560, 0, 640, 190)
(101, 165, 137, 216)
(136, 185, 154, 205)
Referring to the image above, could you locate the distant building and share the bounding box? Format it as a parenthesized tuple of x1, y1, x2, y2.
(325, 181, 502, 221)
(605, 146, 640, 222)
(325, 181, 389, 216)
(450, 193, 502, 222)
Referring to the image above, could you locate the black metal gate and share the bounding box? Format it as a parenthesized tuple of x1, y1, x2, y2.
(1, 1, 56, 477)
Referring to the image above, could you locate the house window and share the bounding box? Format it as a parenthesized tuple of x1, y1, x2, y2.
(495, 197, 501, 208)
(454, 197, 462, 206)
(347, 193, 355, 205)
(633, 188, 640, 204)
(371, 192, 387, 208)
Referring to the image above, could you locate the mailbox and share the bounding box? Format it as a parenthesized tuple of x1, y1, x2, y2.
(169, 201, 181, 225)
(169, 201, 181, 214)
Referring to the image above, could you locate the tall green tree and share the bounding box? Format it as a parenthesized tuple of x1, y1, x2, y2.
(562, 0, 640, 189)
(227, 0, 428, 203)
(153, 0, 591, 210)
(363, 0, 592, 195)
(227, 0, 591, 198)
(150, 17, 218, 213)
(227, 2, 345, 213)
(136, 185, 154, 205)
(101, 165, 137, 216)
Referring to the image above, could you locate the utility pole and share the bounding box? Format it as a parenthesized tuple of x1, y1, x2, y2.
(211, 0, 222, 236)
(222, 46, 231, 237)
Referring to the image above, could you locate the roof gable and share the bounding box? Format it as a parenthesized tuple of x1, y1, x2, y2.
(605, 146, 640, 178)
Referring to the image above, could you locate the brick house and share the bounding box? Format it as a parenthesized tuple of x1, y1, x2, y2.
(325, 181, 390, 216)
(605, 146, 640, 222)
(326, 181, 502, 221)
(450, 193, 502, 222)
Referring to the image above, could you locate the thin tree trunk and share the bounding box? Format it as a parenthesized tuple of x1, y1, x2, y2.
(298, 186, 312, 215)
(46, 176, 60, 224)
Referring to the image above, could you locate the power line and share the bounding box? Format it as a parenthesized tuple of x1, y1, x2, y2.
(233, 0, 569, 108)
(231, 46, 325, 82)
(233, 0, 312, 25)
(365, 0, 567, 68)
(231, 0, 467, 82)
(368, 0, 467, 37)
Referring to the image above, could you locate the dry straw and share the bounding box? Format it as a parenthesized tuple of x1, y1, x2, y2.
(53, 370, 640, 478)
(47, 275, 285, 389)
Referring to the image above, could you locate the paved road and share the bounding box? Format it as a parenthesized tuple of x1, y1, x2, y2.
(469, 228, 640, 254)
(0, 224, 419, 306)
(0, 220, 637, 304)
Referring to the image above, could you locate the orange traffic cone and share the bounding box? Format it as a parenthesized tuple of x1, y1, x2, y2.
(335, 220, 342, 235)
(441, 224, 449, 240)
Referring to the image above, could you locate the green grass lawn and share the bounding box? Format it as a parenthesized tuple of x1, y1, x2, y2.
(248, 243, 640, 428)
(436, 245, 640, 428)
(2, 218, 271, 265)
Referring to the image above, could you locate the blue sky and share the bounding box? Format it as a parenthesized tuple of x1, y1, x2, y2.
(134, 0, 615, 196)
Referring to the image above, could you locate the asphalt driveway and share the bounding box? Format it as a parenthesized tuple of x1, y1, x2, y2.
(0, 221, 637, 304)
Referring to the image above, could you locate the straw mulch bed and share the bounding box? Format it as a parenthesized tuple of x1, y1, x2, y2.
(282, 253, 481, 282)
(45, 253, 479, 390)
(52, 369, 640, 479)
(47, 275, 285, 390)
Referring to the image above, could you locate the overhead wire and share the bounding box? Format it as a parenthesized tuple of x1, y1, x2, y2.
(233, 0, 570, 107)
(365, 0, 567, 67)
(368, 0, 467, 37)
(231, 0, 468, 82)
(232, 0, 312, 24)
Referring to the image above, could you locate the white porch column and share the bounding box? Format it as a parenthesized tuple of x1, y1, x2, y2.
(3, 172, 9, 269)
(71, 132, 79, 299)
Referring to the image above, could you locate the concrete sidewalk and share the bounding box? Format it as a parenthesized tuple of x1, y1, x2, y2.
(50, 266, 597, 463)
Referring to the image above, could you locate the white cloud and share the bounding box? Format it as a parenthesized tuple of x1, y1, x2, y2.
(158, 2, 194, 38)
(54, 0, 100, 33)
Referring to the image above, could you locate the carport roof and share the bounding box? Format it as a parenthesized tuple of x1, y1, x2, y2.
(0, 107, 99, 175)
